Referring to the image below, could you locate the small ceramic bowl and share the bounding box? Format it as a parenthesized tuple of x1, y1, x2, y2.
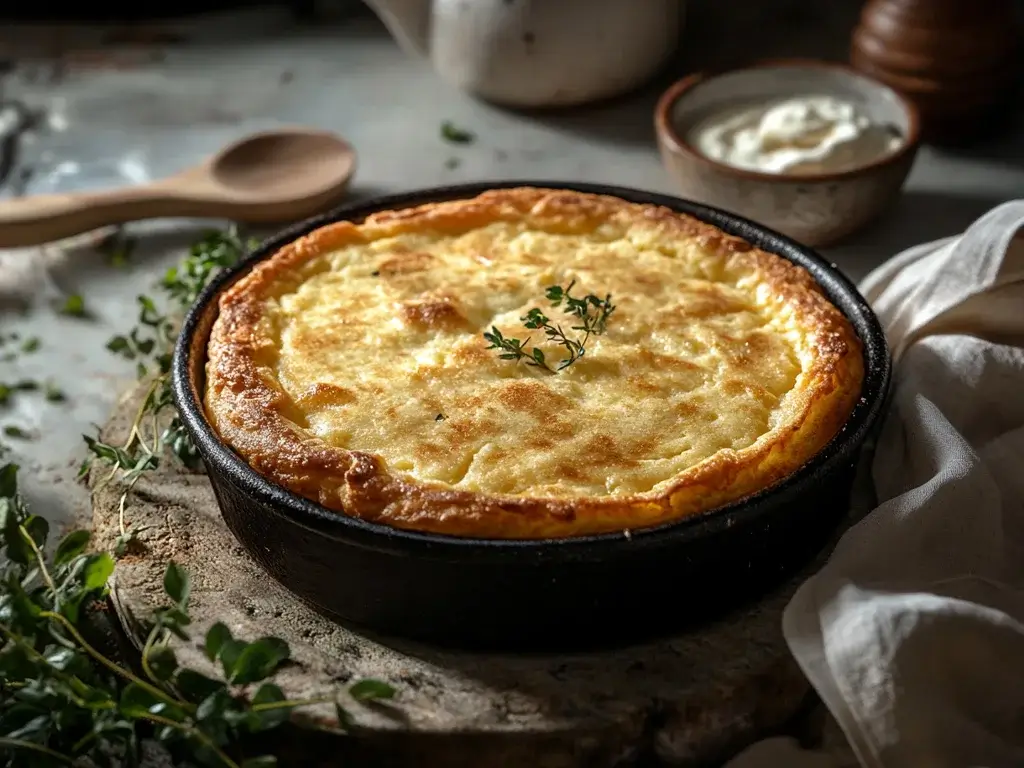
(654, 60, 921, 247)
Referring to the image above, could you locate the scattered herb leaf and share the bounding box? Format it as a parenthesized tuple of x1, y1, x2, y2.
(99, 226, 138, 268)
(57, 293, 88, 318)
(163, 560, 192, 606)
(348, 679, 397, 702)
(0, 376, 65, 408)
(440, 120, 475, 144)
(44, 382, 65, 402)
(20, 337, 40, 353)
(3, 425, 30, 439)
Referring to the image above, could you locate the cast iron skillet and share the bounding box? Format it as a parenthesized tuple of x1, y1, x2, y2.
(172, 181, 891, 651)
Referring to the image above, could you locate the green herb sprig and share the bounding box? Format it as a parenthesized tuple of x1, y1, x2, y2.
(0, 460, 394, 768)
(85, 229, 252, 555)
(484, 280, 616, 372)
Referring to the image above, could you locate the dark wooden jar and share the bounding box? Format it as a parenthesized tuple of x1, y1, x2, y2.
(850, 0, 1021, 142)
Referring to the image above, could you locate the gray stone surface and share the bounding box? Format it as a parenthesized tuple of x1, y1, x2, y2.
(92, 381, 875, 766)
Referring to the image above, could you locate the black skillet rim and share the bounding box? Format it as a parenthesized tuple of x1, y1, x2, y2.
(171, 180, 891, 563)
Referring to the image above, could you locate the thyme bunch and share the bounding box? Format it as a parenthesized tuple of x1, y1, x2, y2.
(0, 460, 393, 768)
(83, 229, 252, 555)
(1, 227, 395, 767)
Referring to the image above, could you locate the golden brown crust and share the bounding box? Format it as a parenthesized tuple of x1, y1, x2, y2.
(204, 187, 864, 539)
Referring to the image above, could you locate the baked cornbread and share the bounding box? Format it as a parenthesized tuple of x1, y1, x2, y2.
(204, 187, 864, 539)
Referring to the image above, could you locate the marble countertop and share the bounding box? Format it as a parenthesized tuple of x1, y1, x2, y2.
(1, 4, 1023, 531)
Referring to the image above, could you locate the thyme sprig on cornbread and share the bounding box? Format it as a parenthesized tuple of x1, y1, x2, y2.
(483, 280, 616, 372)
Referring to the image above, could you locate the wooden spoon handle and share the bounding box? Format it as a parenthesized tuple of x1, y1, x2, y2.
(0, 186, 188, 248)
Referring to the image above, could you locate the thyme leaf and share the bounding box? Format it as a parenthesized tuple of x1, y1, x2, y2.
(440, 120, 475, 144)
(44, 382, 66, 402)
(98, 226, 138, 269)
(57, 294, 88, 318)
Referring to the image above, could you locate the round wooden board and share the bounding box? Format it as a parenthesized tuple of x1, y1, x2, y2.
(92, 382, 871, 767)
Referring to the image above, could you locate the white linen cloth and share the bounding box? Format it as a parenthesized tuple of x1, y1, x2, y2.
(726, 201, 1024, 768)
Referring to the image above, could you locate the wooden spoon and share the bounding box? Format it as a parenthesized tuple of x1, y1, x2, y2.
(0, 128, 357, 248)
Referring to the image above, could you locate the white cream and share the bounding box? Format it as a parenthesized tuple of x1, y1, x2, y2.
(690, 95, 903, 175)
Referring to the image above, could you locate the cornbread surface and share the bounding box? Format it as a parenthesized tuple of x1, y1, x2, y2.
(204, 188, 863, 539)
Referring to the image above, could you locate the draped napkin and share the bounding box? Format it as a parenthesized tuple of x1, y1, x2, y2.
(726, 201, 1024, 768)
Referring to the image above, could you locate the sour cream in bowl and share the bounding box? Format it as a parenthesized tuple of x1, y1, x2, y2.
(692, 95, 904, 176)
(654, 60, 920, 247)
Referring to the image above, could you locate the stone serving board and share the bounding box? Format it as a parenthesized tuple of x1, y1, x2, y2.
(91, 382, 872, 767)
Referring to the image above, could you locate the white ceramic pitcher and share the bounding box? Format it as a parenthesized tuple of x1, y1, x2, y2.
(364, 0, 686, 108)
